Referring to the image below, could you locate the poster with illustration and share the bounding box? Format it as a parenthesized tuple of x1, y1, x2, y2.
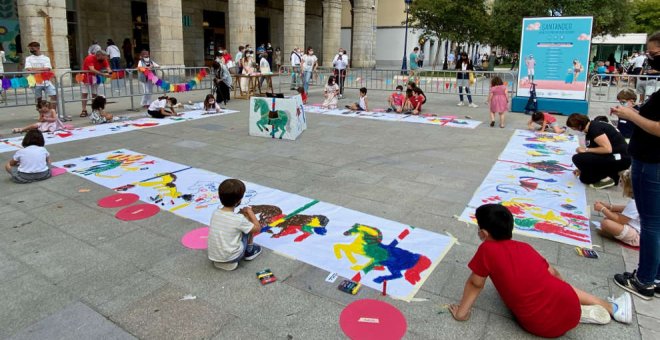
(249, 95, 307, 140)
(516, 16, 593, 100)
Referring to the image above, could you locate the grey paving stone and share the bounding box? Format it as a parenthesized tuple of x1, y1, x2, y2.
(0, 250, 29, 284)
(0, 219, 71, 257)
(173, 139, 209, 149)
(110, 284, 235, 340)
(97, 228, 187, 270)
(0, 272, 75, 338)
(9, 187, 69, 208)
(8, 302, 136, 340)
(481, 312, 544, 340)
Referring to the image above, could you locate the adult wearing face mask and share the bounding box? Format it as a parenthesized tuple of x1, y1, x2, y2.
(24, 42, 66, 119)
(456, 52, 478, 108)
(137, 50, 159, 108)
(240, 49, 255, 93)
(81, 50, 112, 117)
(610, 32, 660, 300)
(333, 48, 349, 98)
(566, 113, 630, 189)
(301, 47, 318, 93)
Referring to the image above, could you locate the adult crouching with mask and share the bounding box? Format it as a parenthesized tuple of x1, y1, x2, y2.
(566, 113, 630, 189)
(610, 32, 660, 300)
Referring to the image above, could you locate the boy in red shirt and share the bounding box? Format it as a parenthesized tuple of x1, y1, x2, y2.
(450, 204, 632, 338)
(528, 111, 565, 133)
(387, 85, 405, 113)
(409, 88, 425, 115)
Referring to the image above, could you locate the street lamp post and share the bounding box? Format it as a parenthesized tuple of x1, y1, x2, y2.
(401, 0, 413, 75)
(443, 40, 449, 70)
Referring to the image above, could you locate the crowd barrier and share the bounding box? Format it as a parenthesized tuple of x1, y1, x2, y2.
(587, 73, 658, 103)
(0, 67, 213, 119)
(276, 66, 518, 97)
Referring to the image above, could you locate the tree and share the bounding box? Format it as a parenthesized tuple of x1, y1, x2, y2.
(407, 0, 489, 44)
(630, 0, 660, 34)
(487, 0, 633, 52)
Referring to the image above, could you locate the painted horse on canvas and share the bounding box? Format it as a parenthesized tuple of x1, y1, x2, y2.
(251, 204, 329, 242)
(253, 98, 290, 139)
(333, 223, 431, 285)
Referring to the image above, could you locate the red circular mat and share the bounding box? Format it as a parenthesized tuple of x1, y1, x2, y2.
(181, 227, 209, 250)
(115, 203, 160, 221)
(339, 299, 407, 340)
(98, 193, 140, 208)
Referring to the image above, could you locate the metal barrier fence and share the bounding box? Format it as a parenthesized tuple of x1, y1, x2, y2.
(276, 66, 518, 97)
(58, 67, 213, 118)
(587, 73, 658, 103)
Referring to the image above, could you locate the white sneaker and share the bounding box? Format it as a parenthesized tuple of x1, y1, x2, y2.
(213, 261, 238, 271)
(468, 103, 479, 108)
(579, 305, 611, 324)
(457, 101, 465, 106)
(609, 293, 632, 324)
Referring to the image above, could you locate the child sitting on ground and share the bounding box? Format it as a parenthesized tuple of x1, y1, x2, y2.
(12, 100, 64, 133)
(89, 96, 116, 124)
(147, 96, 179, 118)
(203, 94, 222, 113)
(528, 111, 564, 133)
(450, 203, 632, 337)
(208, 178, 263, 271)
(409, 88, 425, 115)
(614, 89, 638, 139)
(346, 87, 368, 111)
(593, 170, 640, 247)
(322, 75, 340, 109)
(297, 87, 308, 104)
(5, 130, 51, 183)
(387, 85, 405, 113)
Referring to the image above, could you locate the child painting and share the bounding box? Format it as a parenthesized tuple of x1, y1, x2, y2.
(593, 170, 640, 247)
(147, 96, 179, 118)
(5, 130, 51, 183)
(12, 100, 64, 134)
(528, 111, 564, 134)
(208, 179, 263, 271)
(387, 85, 405, 113)
(90, 96, 116, 124)
(322, 75, 340, 109)
(450, 204, 632, 337)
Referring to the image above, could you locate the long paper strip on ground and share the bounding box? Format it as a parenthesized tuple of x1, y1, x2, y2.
(305, 106, 482, 129)
(0, 109, 238, 154)
(54, 149, 455, 301)
(460, 130, 591, 247)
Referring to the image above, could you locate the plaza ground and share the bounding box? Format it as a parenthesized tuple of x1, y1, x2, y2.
(0, 84, 658, 339)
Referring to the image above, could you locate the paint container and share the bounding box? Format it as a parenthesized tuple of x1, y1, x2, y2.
(338, 280, 361, 295)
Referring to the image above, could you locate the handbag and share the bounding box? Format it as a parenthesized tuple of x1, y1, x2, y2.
(468, 71, 475, 85)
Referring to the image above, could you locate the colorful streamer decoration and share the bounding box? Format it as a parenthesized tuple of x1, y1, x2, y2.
(4, 72, 55, 90)
(138, 67, 207, 93)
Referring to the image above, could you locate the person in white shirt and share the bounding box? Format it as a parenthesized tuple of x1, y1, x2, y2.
(137, 50, 160, 107)
(147, 95, 178, 118)
(259, 52, 272, 92)
(208, 179, 262, 271)
(301, 47, 318, 93)
(5, 130, 51, 183)
(290, 47, 302, 90)
(106, 39, 122, 70)
(332, 48, 349, 98)
(630, 52, 646, 75)
(24, 42, 66, 120)
(0, 44, 6, 102)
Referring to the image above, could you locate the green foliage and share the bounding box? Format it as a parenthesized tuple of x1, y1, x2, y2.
(487, 0, 633, 51)
(407, 0, 488, 44)
(630, 0, 660, 34)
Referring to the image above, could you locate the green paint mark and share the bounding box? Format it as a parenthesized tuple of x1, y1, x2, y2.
(515, 167, 535, 173)
(515, 218, 538, 229)
(283, 200, 319, 220)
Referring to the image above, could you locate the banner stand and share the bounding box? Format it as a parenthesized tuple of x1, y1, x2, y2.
(512, 96, 589, 115)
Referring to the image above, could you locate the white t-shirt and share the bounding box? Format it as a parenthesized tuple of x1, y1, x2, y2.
(622, 200, 641, 232)
(632, 55, 646, 68)
(13, 145, 49, 173)
(148, 99, 167, 111)
(333, 54, 349, 70)
(107, 45, 121, 59)
(291, 52, 302, 66)
(25, 54, 53, 85)
(260, 58, 271, 73)
(208, 209, 254, 262)
(0, 51, 5, 73)
(301, 54, 317, 72)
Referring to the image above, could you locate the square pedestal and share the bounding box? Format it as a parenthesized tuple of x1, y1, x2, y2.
(249, 95, 307, 140)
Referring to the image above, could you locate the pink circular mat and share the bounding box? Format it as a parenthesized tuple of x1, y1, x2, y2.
(339, 299, 407, 340)
(181, 227, 209, 249)
(98, 193, 140, 208)
(115, 203, 160, 221)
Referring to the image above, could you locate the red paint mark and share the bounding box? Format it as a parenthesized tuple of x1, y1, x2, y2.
(382, 280, 387, 296)
(141, 160, 156, 165)
(373, 266, 385, 271)
(131, 122, 159, 128)
(520, 180, 538, 190)
(56, 132, 73, 138)
(397, 229, 410, 240)
(560, 211, 589, 221)
(351, 272, 362, 282)
(534, 221, 590, 243)
(404, 255, 431, 285)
